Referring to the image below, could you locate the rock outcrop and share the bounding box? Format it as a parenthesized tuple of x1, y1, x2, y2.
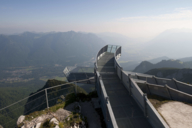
(17, 115, 25, 126)
(50, 118, 59, 125)
(17, 103, 88, 128)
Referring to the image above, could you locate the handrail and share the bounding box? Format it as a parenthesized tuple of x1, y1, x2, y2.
(96, 70, 118, 128)
(95, 45, 170, 128)
(114, 46, 121, 69)
(128, 76, 170, 128)
(136, 73, 192, 91)
(95, 45, 108, 69)
(174, 78, 192, 87)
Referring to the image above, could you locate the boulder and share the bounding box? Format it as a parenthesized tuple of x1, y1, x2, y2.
(50, 118, 59, 125)
(74, 123, 79, 128)
(36, 116, 45, 122)
(35, 123, 41, 128)
(54, 125, 59, 128)
(60, 95, 65, 100)
(54, 108, 71, 121)
(17, 115, 25, 126)
(23, 114, 53, 128)
(0, 125, 3, 128)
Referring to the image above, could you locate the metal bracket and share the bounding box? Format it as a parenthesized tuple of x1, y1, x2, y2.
(106, 96, 109, 104)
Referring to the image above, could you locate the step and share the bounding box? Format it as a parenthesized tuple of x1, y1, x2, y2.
(102, 79, 121, 84)
(97, 61, 114, 66)
(100, 74, 119, 79)
(99, 57, 114, 62)
(97, 67, 116, 73)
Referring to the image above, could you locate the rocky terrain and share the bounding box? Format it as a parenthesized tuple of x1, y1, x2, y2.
(17, 102, 85, 128)
(16, 98, 101, 128)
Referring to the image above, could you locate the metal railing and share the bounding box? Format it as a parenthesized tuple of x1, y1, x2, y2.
(95, 45, 119, 128)
(95, 71, 118, 128)
(136, 73, 192, 96)
(136, 78, 192, 104)
(113, 46, 169, 128)
(0, 78, 93, 128)
(95, 44, 169, 128)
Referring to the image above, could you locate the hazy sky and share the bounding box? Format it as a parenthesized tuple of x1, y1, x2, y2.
(1, 0, 192, 39)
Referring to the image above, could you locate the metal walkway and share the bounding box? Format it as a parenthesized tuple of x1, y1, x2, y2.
(98, 52, 152, 128)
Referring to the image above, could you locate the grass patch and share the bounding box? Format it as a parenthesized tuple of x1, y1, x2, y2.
(147, 94, 172, 125)
(24, 91, 98, 122)
(147, 94, 171, 108)
(65, 91, 98, 107)
(54, 76, 67, 81)
(58, 113, 87, 128)
(24, 101, 65, 121)
(147, 94, 192, 126)
(39, 76, 66, 82)
(40, 119, 56, 128)
(118, 61, 129, 63)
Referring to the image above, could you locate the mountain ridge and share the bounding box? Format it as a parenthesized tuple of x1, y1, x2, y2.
(0, 31, 106, 67)
(133, 59, 190, 73)
(145, 68, 192, 84)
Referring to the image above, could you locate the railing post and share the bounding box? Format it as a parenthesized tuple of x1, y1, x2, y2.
(45, 89, 49, 109)
(172, 78, 179, 90)
(94, 67, 97, 91)
(153, 76, 158, 84)
(128, 74, 132, 95)
(99, 75, 102, 80)
(106, 96, 109, 104)
(165, 84, 172, 100)
(146, 82, 151, 94)
(106, 97, 109, 121)
(135, 73, 139, 79)
(99, 75, 102, 94)
(143, 93, 148, 117)
(74, 82, 77, 95)
(121, 67, 123, 81)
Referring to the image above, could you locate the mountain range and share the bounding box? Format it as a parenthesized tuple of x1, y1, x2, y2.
(133, 59, 192, 73)
(146, 68, 192, 84)
(0, 31, 106, 67)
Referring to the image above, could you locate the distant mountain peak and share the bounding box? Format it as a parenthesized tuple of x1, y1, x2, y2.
(133, 59, 188, 73)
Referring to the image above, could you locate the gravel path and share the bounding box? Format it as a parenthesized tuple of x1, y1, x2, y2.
(158, 101, 192, 128)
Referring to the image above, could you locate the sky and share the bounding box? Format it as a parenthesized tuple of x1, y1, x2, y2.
(1, 0, 192, 39)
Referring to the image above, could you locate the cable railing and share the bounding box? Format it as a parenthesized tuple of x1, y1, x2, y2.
(0, 78, 93, 128)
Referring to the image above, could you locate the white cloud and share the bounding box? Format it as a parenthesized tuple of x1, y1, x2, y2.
(103, 9, 192, 39)
(118, 9, 192, 21)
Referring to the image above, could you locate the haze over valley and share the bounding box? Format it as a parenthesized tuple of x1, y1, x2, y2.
(1, 0, 192, 127)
